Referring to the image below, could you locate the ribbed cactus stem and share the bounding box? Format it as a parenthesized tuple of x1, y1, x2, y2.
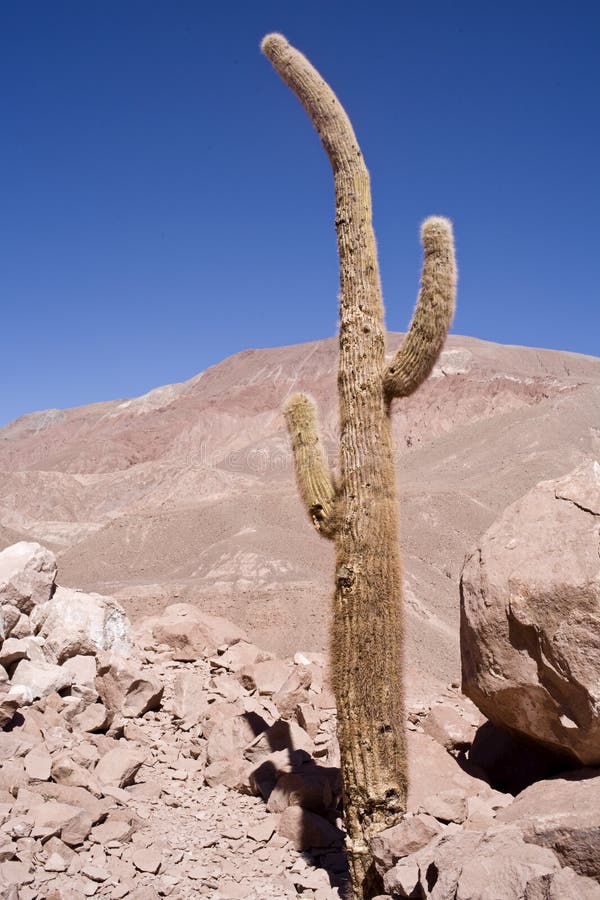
(262, 33, 456, 900)
(384, 217, 457, 399)
(283, 393, 337, 538)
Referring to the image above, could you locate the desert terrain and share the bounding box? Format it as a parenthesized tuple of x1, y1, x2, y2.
(2, 331, 599, 693)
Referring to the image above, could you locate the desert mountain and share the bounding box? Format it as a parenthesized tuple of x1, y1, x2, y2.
(2, 333, 599, 691)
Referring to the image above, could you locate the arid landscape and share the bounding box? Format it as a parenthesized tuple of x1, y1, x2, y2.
(2, 331, 599, 691)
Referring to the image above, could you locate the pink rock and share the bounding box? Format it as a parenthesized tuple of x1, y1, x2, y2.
(497, 770, 600, 879)
(371, 813, 442, 873)
(96, 656, 163, 718)
(31, 800, 93, 845)
(0, 542, 56, 614)
(266, 771, 333, 814)
(419, 788, 468, 824)
(461, 462, 600, 764)
(244, 719, 314, 766)
(218, 641, 272, 672)
(145, 604, 247, 659)
(277, 806, 343, 851)
(24, 746, 52, 781)
(170, 672, 210, 722)
(94, 746, 146, 789)
(406, 730, 487, 811)
(238, 659, 293, 696)
(422, 700, 483, 752)
(73, 702, 111, 733)
(11, 659, 71, 699)
(32, 586, 136, 664)
(206, 711, 268, 764)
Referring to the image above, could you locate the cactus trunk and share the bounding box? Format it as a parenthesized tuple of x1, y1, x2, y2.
(261, 34, 456, 899)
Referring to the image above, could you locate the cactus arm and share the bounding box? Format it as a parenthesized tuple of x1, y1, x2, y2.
(283, 393, 337, 539)
(384, 216, 457, 400)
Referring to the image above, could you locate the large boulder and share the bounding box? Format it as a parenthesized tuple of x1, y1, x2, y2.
(138, 603, 247, 660)
(31, 586, 136, 663)
(461, 462, 600, 764)
(497, 769, 600, 880)
(0, 543, 57, 614)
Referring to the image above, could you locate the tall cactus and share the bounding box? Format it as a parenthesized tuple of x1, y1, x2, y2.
(261, 34, 457, 899)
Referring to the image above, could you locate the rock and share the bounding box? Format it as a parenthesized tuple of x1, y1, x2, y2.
(61, 656, 98, 702)
(170, 672, 210, 722)
(132, 848, 161, 874)
(419, 788, 468, 824)
(11, 659, 71, 699)
(143, 604, 247, 660)
(422, 699, 484, 753)
(74, 703, 111, 733)
(96, 656, 163, 718)
(31, 801, 93, 845)
(244, 719, 314, 766)
(0, 543, 57, 614)
(0, 605, 20, 641)
(24, 746, 52, 781)
(371, 813, 443, 874)
(382, 862, 421, 898)
(238, 659, 293, 696)
(218, 641, 272, 672)
(0, 637, 44, 667)
(203, 757, 253, 792)
(277, 806, 343, 851)
(296, 702, 323, 740)
(406, 730, 487, 811)
(525, 867, 600, 899)
(94, 747, 146, 789)
(497, 769, 600, 879)
(461, 462, 600, 765)
(272, 666, 312, 718)
(206, 711, 268, 765)
(0, 689, 18, 727)
(266, 771, 333, 814)
(403, 825, 562, 900)
(31, 587, 136, 664)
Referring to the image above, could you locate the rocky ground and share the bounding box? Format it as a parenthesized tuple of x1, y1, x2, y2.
(1, 540, 600, 899)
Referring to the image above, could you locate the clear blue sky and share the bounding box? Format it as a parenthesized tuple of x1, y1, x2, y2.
(2, 1, 599, 427)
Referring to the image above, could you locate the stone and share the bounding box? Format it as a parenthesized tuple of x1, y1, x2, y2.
(218, 641, 272, 672)
(371, 813, 443, 874)
(525, 867, 600, 899)
(141, 604, 247, 659)
(170, 672, 210, 722)
(382, 862, 420, 898)
(0, 637, 44, 667)
(497, 769, 600, 879)
(296, 702, 323, 740)
(266, 771, 333, 814)
(422, 699, 484, 753)
(74, 703, 111, 733)
(0, 605, 20, 641)
(206, 711, 268, 764)
(244, 719, 314, 765)
(461, 462, 600, 764)
(11, 659, 71, 699)
(132, 848, 161, 874)
(31, 801, 93, 845)
(406, 730, 487, 811)
(238, 659, 293, 696)
(96, 656, 163, 718)
(0, 542, 57, 614)
(277, 806, 344, 851)
(31, 586, 136, 664)
(419, 788, 468, 824)
(402, 825, 562, 900)
(24, 746, 52, 781)
(203, 756, 253, 792)
(94, 747, 146, 789)
(61, 656, 98, 702)
(272, 666, 312, 718)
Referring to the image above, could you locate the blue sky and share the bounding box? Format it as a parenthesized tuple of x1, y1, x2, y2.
(2, 1, 599, 426)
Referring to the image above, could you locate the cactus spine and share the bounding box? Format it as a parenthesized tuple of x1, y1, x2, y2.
(261, 34, 457, 899)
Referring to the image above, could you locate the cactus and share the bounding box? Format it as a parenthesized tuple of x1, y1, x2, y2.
(261, 34, 457, 899)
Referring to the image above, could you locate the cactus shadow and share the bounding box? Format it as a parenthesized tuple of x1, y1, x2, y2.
(248, 718, 349, 896)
